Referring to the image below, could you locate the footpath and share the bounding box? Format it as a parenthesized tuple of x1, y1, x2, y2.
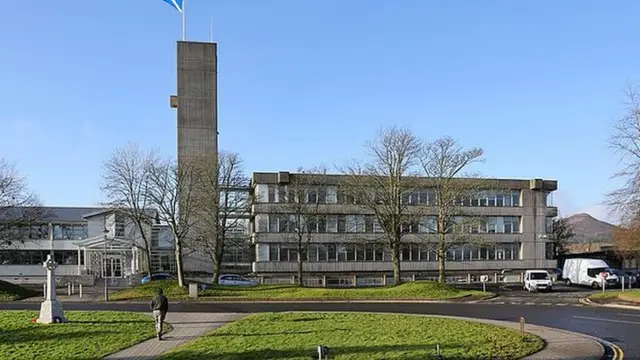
(103, 312, 247, 360)
(100, 312, 605, 360)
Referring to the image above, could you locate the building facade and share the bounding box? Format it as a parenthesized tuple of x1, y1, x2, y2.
(250, 171, 558, 286)
(0, 207, 174, 284)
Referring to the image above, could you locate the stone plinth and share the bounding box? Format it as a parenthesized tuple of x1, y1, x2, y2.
(37, 254, 67, 324)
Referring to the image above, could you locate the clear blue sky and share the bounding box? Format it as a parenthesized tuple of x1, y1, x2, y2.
(1, 1, 636, 223)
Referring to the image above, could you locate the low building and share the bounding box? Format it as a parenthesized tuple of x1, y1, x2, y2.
(250, 171, 559, 286)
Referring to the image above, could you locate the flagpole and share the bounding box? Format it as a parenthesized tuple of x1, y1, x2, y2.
(181, 0, 186, 40)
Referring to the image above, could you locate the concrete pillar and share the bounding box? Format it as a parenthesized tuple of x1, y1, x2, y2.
(467, 274, 471, 284)
(412, 274, 416, 282)
(353, 275, 357, 287)
(382, 274, 387, 286)
(322, 275, 327, 287)
(494, 273, 498, 283)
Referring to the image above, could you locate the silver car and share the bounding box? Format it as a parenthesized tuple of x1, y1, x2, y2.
(218, 274, 258, 286)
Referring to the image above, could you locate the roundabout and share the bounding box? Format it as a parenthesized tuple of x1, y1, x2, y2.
(0, 300, 629, 359)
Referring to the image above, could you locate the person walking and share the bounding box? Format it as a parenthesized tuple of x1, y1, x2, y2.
(151, 288, 169, 340)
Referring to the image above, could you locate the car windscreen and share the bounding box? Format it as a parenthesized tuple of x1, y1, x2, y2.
(530, 272, 549, 280)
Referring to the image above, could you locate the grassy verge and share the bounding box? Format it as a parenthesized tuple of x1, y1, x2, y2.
(589, 290, 640, 303)
(159, 312, 543, 360)
(0, 280, 38, 301)
(0, 310, 167, 360)
(109, 280, 488, 301)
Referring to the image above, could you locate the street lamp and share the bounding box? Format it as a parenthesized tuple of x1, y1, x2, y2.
(102, 228, 109, 301)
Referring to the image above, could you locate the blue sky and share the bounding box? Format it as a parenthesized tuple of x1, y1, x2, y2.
(1, 1, 637, 223)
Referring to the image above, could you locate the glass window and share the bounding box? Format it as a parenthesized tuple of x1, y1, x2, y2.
(327, 244, 337, 262)
(318, 244, 328, 261)
(308, 244, 318, 262)
(326, 216, 338, 233)
(496, 194, 504, 207)
(268, 186, 276, 203)
(356, 244, 365, 261)
(278, 216, 289, 233)
(307, 187, 318, 204)
(410, 245, 419, 262)
(346, 244, 356, 261)
(545, 242, 554, 260)
(365, 215, 374, 233)
(512, 191, 520, 206)
(268, 215, 278, 232)
(375, 245, 384, 261)
(427, 189, 436, 205)
(504, 193, 513, 207)
(487, 192, 496, 207)
(545, 217, 554, 234)
(496, 244, 506, 260)
(346, 216, 358, 233)
(478, 192, 487, 207)
(337, 216, 346, 233)
(326, 186, 337, 204)
(337, 245, 348, 262)
(365, 244, 374, 261)
(402, 245, 411, 261)
(317, 216, 326, 233)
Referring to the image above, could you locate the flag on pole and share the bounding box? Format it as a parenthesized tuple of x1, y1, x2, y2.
(163, 0, 183, 13)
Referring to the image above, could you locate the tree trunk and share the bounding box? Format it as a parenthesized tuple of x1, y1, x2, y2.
(212, 257, 222, 285)
(438, 233, 446, 284)
(145, 247, 153, 278)
(175, 243, 185, 287)
(297, 250, 304, 286)
(391, 244, 401, 285)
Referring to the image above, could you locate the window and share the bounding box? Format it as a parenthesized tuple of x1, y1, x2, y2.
(337, 216, 346, 233)
(419, 216, 437, 233)
(269, 245, 279, 261)
(496, 194, 504, 207)
(278, 216, 289, 233)
(365, 244, 374, 261)
(375, 245, 384, 261)
(337, 245, 347, 262)
(318, 244, 328, 261)
(115, 214, 126, 237)
(346, 244, 356, 261)
(504, 217, 520, 234)
(268, 186, 276, 203)
(545, 217, 554, 234)
(487, 192, 496, 207)
(326, 216, 338, 233)
(306, 187, 318, 204)
(268, 215, 278, 232)
(511, 191, 520, 206)
(318, 187, 327, 204)
(402, 245, 411, 261)
(317, 216, 326, 233)
(326, 186, 337, 204)
(356, 244, 365, 261)
(308, 244, 318, 262)
(327, 244, 337, 261)
(545, 242, 555, 260)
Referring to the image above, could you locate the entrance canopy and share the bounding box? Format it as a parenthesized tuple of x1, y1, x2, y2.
(74, 236, 134, 250)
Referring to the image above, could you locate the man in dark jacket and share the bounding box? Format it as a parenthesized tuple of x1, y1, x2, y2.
(151, 288, 169, 340)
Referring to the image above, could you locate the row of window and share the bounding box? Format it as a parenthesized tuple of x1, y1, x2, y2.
(264, 242, 522, 262)
(7, 224, 88, 240)
(0, 250, 83, 266)
(259, 184, 521, 207)
(257, 214, 522, 234)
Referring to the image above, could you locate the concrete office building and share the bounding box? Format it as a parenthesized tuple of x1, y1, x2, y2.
(250, 171, 558, 286)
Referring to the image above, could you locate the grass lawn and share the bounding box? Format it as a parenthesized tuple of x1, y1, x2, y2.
(0, 280, 38, 301)
(159, 312, 544, 360)
(590, 289, 640, 302)
(0, 310, 167, 360)
(109, 280, 488, 301)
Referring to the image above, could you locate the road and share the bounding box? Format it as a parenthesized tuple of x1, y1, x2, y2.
(2, 299, 638, 358)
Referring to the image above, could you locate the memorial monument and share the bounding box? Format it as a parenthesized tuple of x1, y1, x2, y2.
(37, 254, 67, 324)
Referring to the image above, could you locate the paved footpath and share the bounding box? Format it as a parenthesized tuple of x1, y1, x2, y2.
(103, 312, 247, 360)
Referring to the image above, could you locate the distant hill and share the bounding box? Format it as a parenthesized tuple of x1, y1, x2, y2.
(565, 213, 616, 243)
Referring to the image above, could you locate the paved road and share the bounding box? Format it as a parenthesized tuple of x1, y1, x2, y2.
(2, 301, 637, 357)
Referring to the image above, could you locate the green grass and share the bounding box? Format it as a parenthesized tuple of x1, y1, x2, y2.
(159, 312, 544, 360)
(0, 310, 167, 360)
(590, 290, 640, 302)
(109, 280, 488, 301)
(0, 280, 37, 301)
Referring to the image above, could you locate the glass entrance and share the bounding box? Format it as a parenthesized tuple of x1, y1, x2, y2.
(103, 257, 123, 278)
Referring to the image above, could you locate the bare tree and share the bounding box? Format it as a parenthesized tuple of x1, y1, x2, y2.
(418, 137, 486, 283)
(277, 167, 328, 286)
(147, 157, 200, 287)
(193, 151, 250, 284)
(550, 217, 574, 258)
(606, 83, 640, 225)
(101, 144, 157, 278)
(611, 216, 640, 260)
(0, 158, 48, 247)
(340, 126, 423, 284)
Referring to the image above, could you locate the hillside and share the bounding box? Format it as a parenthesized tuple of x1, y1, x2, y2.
(566, 213, 615, 243)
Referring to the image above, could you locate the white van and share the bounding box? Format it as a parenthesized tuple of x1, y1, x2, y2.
(562, 258, 619, 289)
(523, 270, 553, 292)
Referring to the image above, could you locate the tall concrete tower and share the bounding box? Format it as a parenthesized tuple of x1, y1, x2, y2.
(171, 41, 218, 163)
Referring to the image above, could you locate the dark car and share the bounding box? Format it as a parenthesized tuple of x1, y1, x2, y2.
(610, 269, 637, 287)
(141, 273, 175, 285)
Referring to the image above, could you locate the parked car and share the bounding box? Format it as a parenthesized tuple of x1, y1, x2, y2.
(523, 269, 553, 292)
(218, 274, 258, 286)
(141, 273, 175, 285)
(610, 269, 638, 287)
(626, 270, 640, 284)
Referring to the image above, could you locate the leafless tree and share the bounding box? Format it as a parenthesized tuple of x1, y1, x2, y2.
(276, 167, 329, 286)
(0, 158, 48, 247)
(606, 83, 640, 225)
(147, 157, 200, 287)
(418, 136, 486, 283)
(192, 151, 250, 284)
(340, 126, 423, 285)
(101, 144, 157, 278)
(550, 217, 574, 258)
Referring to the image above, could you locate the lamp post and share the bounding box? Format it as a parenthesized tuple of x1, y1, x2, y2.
(103, 228, 109, 302)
